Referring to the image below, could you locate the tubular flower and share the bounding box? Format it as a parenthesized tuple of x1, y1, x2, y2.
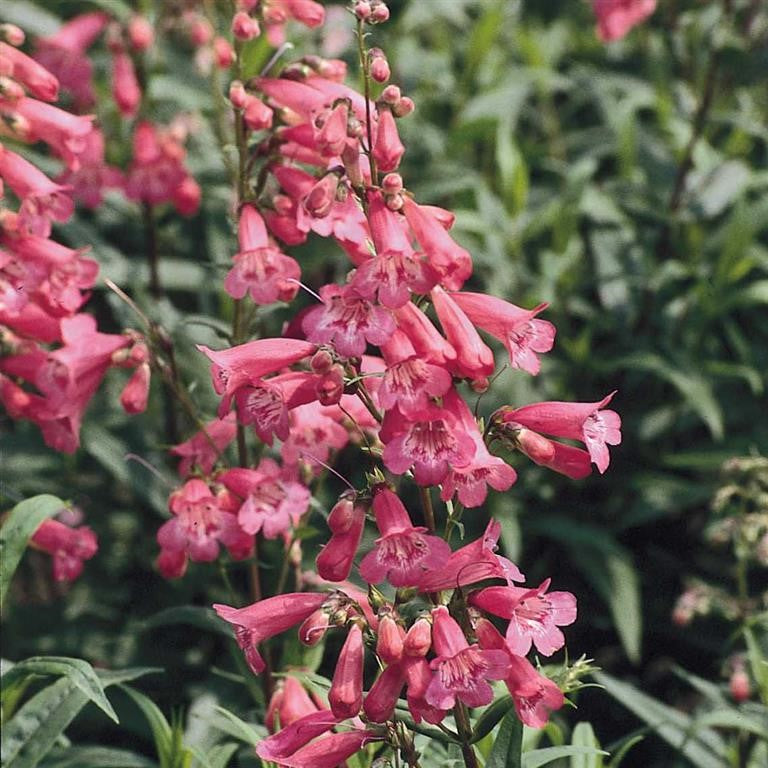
(30, 518, 98, 582)
(593, 0, 657, 42)
(359, 487, 451, 588)
(316, 497, 366, 582)
(500, 392, 622, 473)
(450, 292, 555, 375)
(266, 676, 322, 731)
(425, 606, 510, 710)
(214, 592, 328, 674)
(170, 414, 237, 477)
(471, 579, 577, 656)
(328, 624, 364, 718)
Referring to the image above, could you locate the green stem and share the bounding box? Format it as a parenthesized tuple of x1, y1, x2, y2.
(453, 702, 479, 768)
(356, 18, 378, 183)
(419, 487, 437, 534)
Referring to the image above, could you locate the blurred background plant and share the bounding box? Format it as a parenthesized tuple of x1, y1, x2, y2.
(2, 0, 767, 766)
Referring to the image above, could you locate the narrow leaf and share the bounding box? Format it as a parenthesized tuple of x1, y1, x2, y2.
(39, 745, 156, 768)
(209, 707, 265, 746)
(570, 722, 603, 768)
(470, 695, 514, 744)
(523, 746, 608, 768)
(486, 708, 523, 768)
(605, 555, 642, 664)
(0, 495, 65, 609)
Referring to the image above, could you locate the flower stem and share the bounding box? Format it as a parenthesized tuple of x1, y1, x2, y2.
(453, 702, 479, 768)
(356, 18, 378, 183)
(420, 487, 436, 534)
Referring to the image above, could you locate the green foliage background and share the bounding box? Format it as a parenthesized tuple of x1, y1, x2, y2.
(2, 0, 767, 766)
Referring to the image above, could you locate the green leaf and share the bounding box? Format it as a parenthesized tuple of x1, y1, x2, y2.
(570, 723, 603, 768)
(470, 695, 514, 744)
(594, 672, 728, 768)
(606, 733, 644, 768)
(1, 677, 89, 768)
(205, 743, 238, 768)
(40, 746, 156, 768)
(209, 707, 265, 746)
(692, 708, 768, 741)
(97, 668, 163, 688)
(2, 657, 118, 723)
(523, 747, 609, 768)
(0, 495, 65, 609)
(118, 686, 173, 766)
(486, 708, 523, 768)
(605, 555, 642, 664)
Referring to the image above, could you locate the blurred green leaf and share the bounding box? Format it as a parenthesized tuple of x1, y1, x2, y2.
(570, 722, 603, 768)
(486, 708, 522, 768)
(470, 695, 514, 744)
(523, 746, 608, 768)
(40, 746, 156, 768)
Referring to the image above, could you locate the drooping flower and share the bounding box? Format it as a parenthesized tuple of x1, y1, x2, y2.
(256, 709, 340, 763)
(471, 579, 577, 657)
(500, 392, 621, 473)
(214, 592, 328, 675)
(30, 518, 98, 582)
(359, 487, 451, 587)
(316, 497, 367, 582)
(170, 413, 237, 476)
(266, 676, 322, 732)
(425, 606, 510, 710)
(450, 292, 555, 375)
(328, 624, 364, 719)
(593, 0, 657, 42)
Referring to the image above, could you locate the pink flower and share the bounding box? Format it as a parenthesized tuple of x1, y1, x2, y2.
(402, 196, 472, 290)
(111, 52, 141, 118)
(351, 191, 439, 308)
(219, 459, 310, 538)
(157, 480, 252, 578)
(393, 301, 457, 367)
(0, 42, 59, 102)
(119, 362, 150, 414)
(266, 676, 322, 731)
(378, 355, 453, 415)
(256, 709, 340, 762)
(170, 414, 237, 476)
(224, 204, 300, 305)
(450, 292, 555, 375)
(425, 606, 510, 709)
(432, 286, 495, 382)
(31, 518, 98, 582)
(380, 396, 476, 486)
(214, 592, 328, 674)
(0, 145, 74, 237)
(364, 664, 406, 722)
(57, 128, 123, 209)
(500, 392, 621, 473)
(372, 106, 404, 172)
(302, 283, 396, 358)
(280, 401, 350, 473)
(417, 520, 525, 592)
(359, 487, 451, 587)
(329, 624, 364, 718)
(593, 0, 656, 42)
(316, 497, 366, 582)
(440, 391, 517, 508)
(124, 121, 187, 205)
(275, 730, 375, 768)
(471, 579, 577, 656)
(474, 618, 564, 728)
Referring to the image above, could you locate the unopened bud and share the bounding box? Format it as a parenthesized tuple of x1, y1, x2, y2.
(354, 1, 372, 21)
(328, 497, 356, 534)
(214, 37, 235, 69)
(310, 349, 334, 375)
(516, 427, 556, 465)
(404, 618, 432, 656)
(304, 173, 339, 218)
(0, 24, 25, 46)
(231, 11, 260, 41)
(370, 2, 390, 23)
(385, 192, 404, 211)
(381, 173, 403, 194)
(376, 615, 404, 664)
(316, 364, 344, 405)
(730, 665, 750, 702)
(299, 608, 330, 646)
(128, 15, 154, 51)
(392, 96, 415, 118)
(229, 80, 247, 109)
(380, 84, 401, 105)
(369, 49, 390, 83)
(189, 16, 213, 46)
(243, 94, 273, 131)
(471, 376, 489, 393)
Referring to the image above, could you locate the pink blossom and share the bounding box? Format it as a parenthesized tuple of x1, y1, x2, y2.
(57, 128, 123, 209)
(277, 730, 375, 768)
(316, 497, 366, 582)
(471, 579, 577, 656)
(380, 397, 476, 486)
(257, 710, 340, 762)
(359, 487, 451, 587)
(281, 401, 350, 474)
(219, 459, 310, 538)
(224, 204, 300, 304)
(393, 301, 457, 367)
(402, 196, 472, 290)
(0, 145, 74, 237)
(425, 606, 510, 709)
(378, 355, 453, 415)
(474, 618, 564, 728)
(214, 592, 328, 674)
(417, 520, 525, 592)
(266, 676, 322, 731)
(450, 292, 555, 375)
(501, 392, 621, 473)
(372, 106, 404, 172)
(31, 518, 98, 582)
(111, 52, 141, 118)
(364, 664, 406, 722)
(329, 624, 364, 718)
(0, 42, 59, 102)
(119, 362, 150, 414)
(593, 0, 656, 42)
(157, 480, 252, 578)
(302, 283, 396, 358)
(377, 615, 405, 664)
(170, 414, 237, 476)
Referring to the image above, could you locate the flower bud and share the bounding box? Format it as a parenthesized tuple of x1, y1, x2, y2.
(385, 192, 404, 211)
(298, 608, 330, 646)
(214, 37, 235, 69)
(376, 615, 404, 664)
(471, 376, 489, 393)
(316, 364, 344, 406)
(369, 49, 390, 83)
(370, 2, 390, 23)
(243, 94, 273, 131)
(128, 15, 154, 51)
(328, 497, 356, 534)
(172, 176, 201, 217)
(516, 427, 556, 464)
(304, 173, 339, 218)
(310, 349, 334, 375)
(354, 1, 372, 21)
(403, 618, 431, 657)
(231, 11, 260, 41)
(730, 664, 750, 703)
(229, 80, 247, 109)
(120, 363, 150, 414)
(381, 173, 403, 194)
(188, 16, 213, 46)
(392, 96, 415, 118)
(0, 24, 24, 46)
(329, 625, 364, 719)
(380, 84, 401, 105)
